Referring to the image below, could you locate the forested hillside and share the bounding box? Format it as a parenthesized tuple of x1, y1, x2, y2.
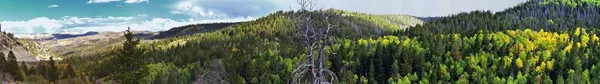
(6, 0, 599, 84)
(404, 0, 600, 36)
(59, 9, 425, 83)
(150, 23, 239, 39)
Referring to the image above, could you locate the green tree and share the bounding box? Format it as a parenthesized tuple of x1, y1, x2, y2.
(61, 64, 76, 79)
(47, 57, 59, 82)
(111, 27, 148, 84)
(0, 52, 6, 73)
(556, 75, 565, 84)
(7, 51, 25, 81)
(19, 61, 27, 75)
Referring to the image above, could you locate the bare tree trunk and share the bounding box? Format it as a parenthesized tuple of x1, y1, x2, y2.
(291, 0, 338, 84)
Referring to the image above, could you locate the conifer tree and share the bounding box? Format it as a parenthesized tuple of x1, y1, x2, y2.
(19, 61, 27, 75)
(0, 52, 6, 73)
(48, 57, 58, 82)
(111, 27, 147, 84)
(62, 64, 76, 79)
(6, 51, 18, 75)
(7, 51, 25, 81)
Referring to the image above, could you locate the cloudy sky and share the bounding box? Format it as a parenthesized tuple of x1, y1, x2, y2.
(0, 0, 527, 34)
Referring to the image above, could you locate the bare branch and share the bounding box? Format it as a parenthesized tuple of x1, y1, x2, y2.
(291, 0, 338, 84)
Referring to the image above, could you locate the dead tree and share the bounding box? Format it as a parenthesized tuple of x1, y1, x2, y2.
(291, 0, 338, 84)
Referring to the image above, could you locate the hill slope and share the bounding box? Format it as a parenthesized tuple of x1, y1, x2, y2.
(40, 31, 154, 57)
(150, 23, 239, 39)
(0, 32, 38, 62)
(66, 9, 425, 83)
(404, 0, 600, 36)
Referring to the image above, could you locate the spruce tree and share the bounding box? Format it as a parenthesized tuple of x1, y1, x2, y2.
(112, 27, 147, 84)
(19, 61, 29, 81)
(19, 61, 27, 75)
(6, 51, 18, 74)
(7, 51, 24, 81)
(0, 52, 6, 73)
(47, 57, 58, 82)
(39, 61, 48, 80)
(62, 64, 76, 79)
(26, 65, 37, 76)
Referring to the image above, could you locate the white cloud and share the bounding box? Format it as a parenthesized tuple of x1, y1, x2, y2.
(170, 0, 224, 18)
(137, 14, 148, 17)
(125, 0, 148, 3)
(64, 16, 256, 33)
(87, 0, 148, 4)
(87, 0, 121, 4)
(1, 16, 256, 34)
(169, 0, 286, 19)
(47, 5, 59, 8)
(1, 17, 63, 34)
(1, 16, 136, 34)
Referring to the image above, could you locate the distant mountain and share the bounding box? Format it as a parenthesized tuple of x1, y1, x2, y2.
(52, 31, 100, 39)
(40, 31, 154, 57)
(17, 31, 101, 41)
(150, 23, 239, 39)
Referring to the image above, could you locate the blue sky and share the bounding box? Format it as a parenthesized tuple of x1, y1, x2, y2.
(0, 0, 527, 34)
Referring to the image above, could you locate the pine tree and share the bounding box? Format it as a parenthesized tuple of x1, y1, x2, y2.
(62, 64, 76, 79)
(6, 51, 18, 74)
(0, 52, 6, 73)
(111, 27, 147, 84)
(47, 57, 59, 82)
(7, 51, 24, 81)
(39, 61, 49, 80)
(26, 65, 37, 76)
(19, 61, 28, 75)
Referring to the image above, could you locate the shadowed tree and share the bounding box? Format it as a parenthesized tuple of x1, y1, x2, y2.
(19, 61, 27, 76)
(110, 27, 148, 84)
(6, 51, 25, 81)
(0, 52, 6, 74)
(47, 57, 58, 82)
(61, 64, 76, 79)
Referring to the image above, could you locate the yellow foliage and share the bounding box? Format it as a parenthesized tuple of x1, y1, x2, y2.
(508, 30, 517, 37)
(516, 58, 524, 68)
(524, 40, 536, 51)
(581, 34, 590, 47)
(564, 42, 573, 52)
(592, 34, 600, 42)
(358, 39, 369, 46)
(542, 50, 552, 61)
(541, 62, 547, 68)
(382, 36, 400, 45)
(231, 46, 239, 52)
(403, 38, 411, 46)
(515, 43, 525, 52)
(504, 56, 513, 68)
(539, 62, 547, 72)
(535, 66, 543, 73)
(575, 28, 582, 36)
(546, 61, 554, 70)
(381, 39, 390, 46)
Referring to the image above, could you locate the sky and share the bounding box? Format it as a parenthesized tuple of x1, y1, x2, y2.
(0, 0, 527, 34)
